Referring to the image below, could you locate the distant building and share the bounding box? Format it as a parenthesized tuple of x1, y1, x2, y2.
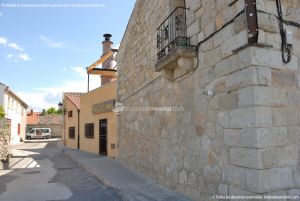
(27, 110, 63, 138)
(0, 83, 28, 144)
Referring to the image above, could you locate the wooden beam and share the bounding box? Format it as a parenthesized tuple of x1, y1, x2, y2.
(88, 69, 117, 77)
(87, 50, 114, 72)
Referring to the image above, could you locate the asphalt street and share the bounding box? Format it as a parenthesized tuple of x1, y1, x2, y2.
(0, 139, 124, 201)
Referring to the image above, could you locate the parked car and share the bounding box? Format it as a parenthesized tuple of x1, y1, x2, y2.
(26, 128, 51, 139)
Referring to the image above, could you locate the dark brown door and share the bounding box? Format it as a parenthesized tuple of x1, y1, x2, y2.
(99, 119, 107, 156)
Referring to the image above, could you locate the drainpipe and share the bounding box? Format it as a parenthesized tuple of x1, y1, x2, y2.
(77, 109, 80, 150)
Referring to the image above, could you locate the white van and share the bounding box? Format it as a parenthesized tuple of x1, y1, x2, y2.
(26, 128, 51, 139)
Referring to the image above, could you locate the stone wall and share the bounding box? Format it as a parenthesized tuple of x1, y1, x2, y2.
(0, 128, 10, 161)
(116, 0, 300, 200)
(28, 114, 63, 137)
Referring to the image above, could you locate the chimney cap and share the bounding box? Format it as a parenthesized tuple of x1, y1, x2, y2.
(103, 34, 112, 41)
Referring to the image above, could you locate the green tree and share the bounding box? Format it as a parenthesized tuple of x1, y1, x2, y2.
(46, 107, 62, 115)
(0, 106, 5, 119)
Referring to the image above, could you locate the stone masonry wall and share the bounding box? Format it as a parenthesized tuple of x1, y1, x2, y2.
(0, 128, 10, 161)
(117, 0, 300, 200)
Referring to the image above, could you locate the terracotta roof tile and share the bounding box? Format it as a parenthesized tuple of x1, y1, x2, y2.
(64, 92, 85, 109)
(27, 112, 41, 125)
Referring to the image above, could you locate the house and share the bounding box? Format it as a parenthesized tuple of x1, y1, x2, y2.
(116, 0, 300, 200)
(62, 34, 118, 158)
(62, 92, 83, 149)
(27, 110, 63, 138)
(0, 83, 28, 144)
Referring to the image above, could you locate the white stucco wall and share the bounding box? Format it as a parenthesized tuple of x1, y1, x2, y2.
(2, 91, 27, 144)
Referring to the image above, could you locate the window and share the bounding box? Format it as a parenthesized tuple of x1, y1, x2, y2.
(85, 123, 94, 138)
(69, 127, 75, 139)
(8, 97, 11, 109)
(18, 123, 20, 135)
(68, 110, 73, 117)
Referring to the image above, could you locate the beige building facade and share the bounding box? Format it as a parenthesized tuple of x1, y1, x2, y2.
(79, 81, 118, 157)
(116, 0, 300, 200)
(63, 93, 83, 149)
(63, 34, 118, 158)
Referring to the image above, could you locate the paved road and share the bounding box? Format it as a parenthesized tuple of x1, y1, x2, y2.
(0, 140, 124, 201)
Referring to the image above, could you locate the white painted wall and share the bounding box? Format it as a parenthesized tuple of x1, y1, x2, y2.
(1, 88, 27, 144)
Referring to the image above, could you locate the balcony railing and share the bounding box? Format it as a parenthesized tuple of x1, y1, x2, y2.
(157, 7, 190, 61)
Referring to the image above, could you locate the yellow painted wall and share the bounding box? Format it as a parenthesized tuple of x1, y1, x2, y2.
(80, 81, 118, 158)
(64, 98, 79, 149)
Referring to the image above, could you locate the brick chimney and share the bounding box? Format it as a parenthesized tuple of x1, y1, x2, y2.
(101, 34, 114, 86)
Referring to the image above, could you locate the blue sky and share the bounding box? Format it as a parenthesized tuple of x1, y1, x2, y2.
(0, 0, 135, 110)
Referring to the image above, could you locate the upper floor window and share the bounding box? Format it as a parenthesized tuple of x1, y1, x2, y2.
(68, 110, 73, 117)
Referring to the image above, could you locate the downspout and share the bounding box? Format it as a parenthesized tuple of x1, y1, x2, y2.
(77, 109, 80, 150)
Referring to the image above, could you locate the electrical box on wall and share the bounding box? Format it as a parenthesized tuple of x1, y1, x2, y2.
(285, 29, 293, 46)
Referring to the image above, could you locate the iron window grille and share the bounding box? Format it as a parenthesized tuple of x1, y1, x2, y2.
(157, 7, 190, 60)
(85, 123, 94, 139)
(69, 127, 75, 139)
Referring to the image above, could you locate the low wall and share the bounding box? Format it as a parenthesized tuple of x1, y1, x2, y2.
(0, 128, 10, 161)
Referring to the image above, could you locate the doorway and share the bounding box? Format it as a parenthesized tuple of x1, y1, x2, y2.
(99, 119, 107, 156)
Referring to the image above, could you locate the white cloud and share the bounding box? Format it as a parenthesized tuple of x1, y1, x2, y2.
(8, 43, 24, 51)
(70, 66, 87, 78)
(39, 35, 64, 48)
(17, 53, 31, 61)
(17, 66, 100, 111)
(6, 53, 31, 61)
(0, 37, 7, 45)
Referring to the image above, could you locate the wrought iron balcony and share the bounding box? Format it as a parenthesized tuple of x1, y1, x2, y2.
(157, 7, 190, 61)
(155, 7, 197, 81)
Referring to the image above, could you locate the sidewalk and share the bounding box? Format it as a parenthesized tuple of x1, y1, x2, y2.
(60, 144, 192, 201)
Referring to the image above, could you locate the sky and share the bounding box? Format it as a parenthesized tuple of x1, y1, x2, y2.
(0, 0, 135, 111)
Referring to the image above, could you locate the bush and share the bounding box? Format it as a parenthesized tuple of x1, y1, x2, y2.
(0, 106, 4, 119)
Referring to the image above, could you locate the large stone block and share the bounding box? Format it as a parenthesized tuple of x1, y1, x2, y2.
(226, 165, 246, 187)
(230, 145, 297, 169)
(238, 86, 286, 107)
(272, 70, 297, 87)
(229, 107, 272, 128)
(273, 108, 298, 126)
(240, 127, 288, 148)
(277, 145, 298, 167)
(219, 91, 239, 110)
(224, 129, 241, 147)
(238, 47, 298, 71)
(225, 66, 272, 92)
(245, 167, 293, 193)
(230, 147, 277, 169)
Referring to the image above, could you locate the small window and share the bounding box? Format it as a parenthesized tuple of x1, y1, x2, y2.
(68, 110, 73, 117)
(85, 123, 94, 138)
(69, 127, 75, 139)
(30, 129, 35, 133)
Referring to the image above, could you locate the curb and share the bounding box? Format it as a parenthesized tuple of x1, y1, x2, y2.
(62, 149, 117, 189)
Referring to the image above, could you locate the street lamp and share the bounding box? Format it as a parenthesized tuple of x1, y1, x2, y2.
(58, 102, 63, 110)
(57, 101, 65, 146)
